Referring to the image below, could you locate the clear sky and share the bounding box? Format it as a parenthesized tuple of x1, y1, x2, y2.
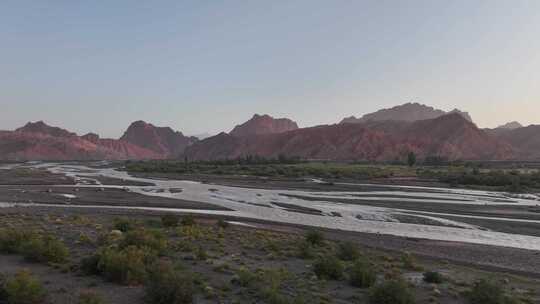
(2, 1, 540, 138)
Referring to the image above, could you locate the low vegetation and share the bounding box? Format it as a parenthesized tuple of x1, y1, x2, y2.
(349, 258, 377, 288)
(2, 269, 47, 304)
(0, 212, 538, 303)
(144, 261, 194, 304)
(368, 279, 415, 304)
(465, 279, 521, 304)
(0, 228, 69, 264)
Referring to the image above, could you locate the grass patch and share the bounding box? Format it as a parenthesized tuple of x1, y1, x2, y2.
(369, 279, 414, 304)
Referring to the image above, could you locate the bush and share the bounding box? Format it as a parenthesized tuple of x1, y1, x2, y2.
(305, 230, 324, 246)
(349, 259, 377, 288)
(144, 261, 194, 304)
(465, 279, 518, 304)
(121, 229, 168, 254)
(113, 218, 136, 232)
(4, 269, 47, 304)
(337, 241, 360, 261)
(368, 280, 414, 304)
(79, 290, 105, 304)
(233, 267, 256, 287)
(0, 229, 31, 253)
(296, 241, 315, 259)
(97, 246, 155, 285)
(313, 255, 343, 280)
(423, 271, 443, 284)
(181, 215, 195, 226)
(20, 234, 69, 264)
(161, 214, 180, 228)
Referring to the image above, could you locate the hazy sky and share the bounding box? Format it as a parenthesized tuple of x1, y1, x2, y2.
(2, 1, 540, 138)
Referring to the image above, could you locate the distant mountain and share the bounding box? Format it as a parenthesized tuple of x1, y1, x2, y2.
(120, 121, 197, 157)
(16, 121, 77, 138)
(496, 121, 523, 130)
(230, 114, 298, 137)
(191, 133, 213, 140)
(490, 125, 540, 160)
(185, 113, 513, 161)
(0, 122, 160, 161)
(340, 103, 473, 124)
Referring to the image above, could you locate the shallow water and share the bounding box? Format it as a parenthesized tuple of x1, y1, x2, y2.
(3, 162, 540, 251)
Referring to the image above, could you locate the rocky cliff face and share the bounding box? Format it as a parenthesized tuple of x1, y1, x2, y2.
(230, 114, 299, 137)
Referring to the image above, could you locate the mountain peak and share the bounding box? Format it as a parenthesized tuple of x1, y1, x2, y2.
(120, 121, 196, 156)
(340, 102, 473, 124)
(16, 121, 77, 138)
(497, 121, 523, 130)
(230, 114, 299, 137)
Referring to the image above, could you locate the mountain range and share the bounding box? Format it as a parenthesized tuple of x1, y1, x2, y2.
(0, 103, 538, 161)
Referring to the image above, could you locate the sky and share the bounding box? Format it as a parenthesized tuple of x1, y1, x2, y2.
(1, 1, 540, 138)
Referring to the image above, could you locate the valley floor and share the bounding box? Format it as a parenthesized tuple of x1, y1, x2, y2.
(0, 163, 539, 303)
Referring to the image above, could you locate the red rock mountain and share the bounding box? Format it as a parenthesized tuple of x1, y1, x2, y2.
(340, 103, 473, 124)
(0, 122, 161, 161)
(120, 121, 197, 157)
(185, 114, 513, 161)
(16, 121, 77, 138)
(230, 114, 298, 137)
(489, 125, 540, 160)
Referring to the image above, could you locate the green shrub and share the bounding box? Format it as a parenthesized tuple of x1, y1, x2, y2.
(337, 241, 360, 261)
(313, 255, 343, 280)
(145, 261, 194, 304)
(465, 279, 519, 304)
(5, 269, 47, 304)
(296, 241, 315, 259)
(79, 290, 105, 304)
(121, 229, 168, 254)
(97, 246, 155, 285)
(423, 271, 443, 284)
(368, 280, 414, 304)
(349, 259, 377, 288)
(181, 215, 195, 226)
(305, 230, 324, 246)
(20, 234, 69, 264)
(0, 229, 35, 254)
(161, 214, 180, 228)
(113, 217, 136, 232)
(233, 267, 256, 287)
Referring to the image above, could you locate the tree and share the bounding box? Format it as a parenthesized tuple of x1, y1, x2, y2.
(407, 152, 416, 167)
